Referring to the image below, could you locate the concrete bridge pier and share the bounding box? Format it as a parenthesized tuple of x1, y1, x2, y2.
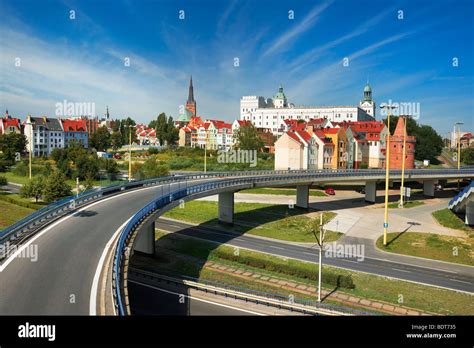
(423, 180, 435, 197)
(133, 221, 155, 255)
(218, 192, 234, 225)
(296, 185, 310, 209)
(365, 181, 377, 203)
(466, 200, 474, 226)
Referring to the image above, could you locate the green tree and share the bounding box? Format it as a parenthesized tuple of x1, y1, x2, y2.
(83, 175, 95, 191)
(165, 116, 179, 146)
(461, 147, 474, 165)
(415, 125, 444, 163)
(0, 132, 27, 162)
(110, 131, 123, 150)
(120, 117, 137, 145)
(133, 156, 169, 179)
(43, 171, 72, 202)
(155, 113, 168, 146)
(235, 124, 264, 151)
(74, 153, 100, 180)
(89, 126, 111, 151)
(20, 176, 45, 203)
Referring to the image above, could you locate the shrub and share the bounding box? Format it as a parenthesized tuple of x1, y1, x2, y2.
(0, 176, 7, 186)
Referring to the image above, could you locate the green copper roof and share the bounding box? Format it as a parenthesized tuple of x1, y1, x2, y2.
(364, 83, 372, 92)
(274, 85, 286, 100)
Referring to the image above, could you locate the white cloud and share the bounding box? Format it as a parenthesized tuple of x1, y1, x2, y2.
(262, 0, 334, 57)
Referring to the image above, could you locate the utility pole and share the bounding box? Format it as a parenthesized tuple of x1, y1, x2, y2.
(399, 115, 411, 208)
(129, 126, 132, 182)
(318, 213, 324, 302)
(204, 143, 207, 173)
(76, 177, 80, 197)
(310, 213, 326, 303)
(455, 122, 463, 190)
(380, 104, 397, 246)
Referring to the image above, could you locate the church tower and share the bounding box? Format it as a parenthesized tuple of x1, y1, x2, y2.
(359, 82, 376, 118)
(185, 76, 197, 117)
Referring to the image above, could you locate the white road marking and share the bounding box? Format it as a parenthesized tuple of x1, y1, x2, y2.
(128, 280, 266, 316)
(89, 217, 132, 315)
(269, 246, 284, 250)
(449, 279, 471, 285)
(0, 186, 158, 273)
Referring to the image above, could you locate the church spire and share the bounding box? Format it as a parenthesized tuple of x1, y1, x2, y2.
(187, 75, 195, 103)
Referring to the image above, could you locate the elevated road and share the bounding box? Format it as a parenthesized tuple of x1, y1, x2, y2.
(0, 169, 472, 315)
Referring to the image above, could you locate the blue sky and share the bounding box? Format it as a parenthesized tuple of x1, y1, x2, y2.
(0, 0, 473, 135)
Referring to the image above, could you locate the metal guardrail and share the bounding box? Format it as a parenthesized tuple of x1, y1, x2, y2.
(0, 172, 227, 248)
(113, 168, 474, 315)
(129, 267, 365, 316)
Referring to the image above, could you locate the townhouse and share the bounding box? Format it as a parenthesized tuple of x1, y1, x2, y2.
(0, 110, 21, 135)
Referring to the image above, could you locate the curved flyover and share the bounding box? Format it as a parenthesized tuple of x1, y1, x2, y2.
(0, 169, 472, 315)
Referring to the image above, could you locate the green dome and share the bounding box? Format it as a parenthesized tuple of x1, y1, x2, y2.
(364, 83, 372, 92)
(274, 85, 286, 99)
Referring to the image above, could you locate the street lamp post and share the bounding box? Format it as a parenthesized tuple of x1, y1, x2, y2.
(380, 104, 398, 246)
(399, 115, 412, 208)
(455, 122, 464, 190)
(125, 124, 134, 182)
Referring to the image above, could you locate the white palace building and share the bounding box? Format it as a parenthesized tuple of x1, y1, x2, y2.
(240, 83, 376, 135)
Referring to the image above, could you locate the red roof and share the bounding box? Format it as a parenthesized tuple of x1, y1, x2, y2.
(287, 131, 305, 145)
(1, 117, 20, 130)
(61, 119, 87, 132)
(237, 120, 251, 126)
(323, 128, 340, 135)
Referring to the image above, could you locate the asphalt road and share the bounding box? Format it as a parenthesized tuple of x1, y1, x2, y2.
(128, 279, 259, 315)
(0, 183, 186, 314)
(0, 170, 472, 315)
(156, 219, 474, 293)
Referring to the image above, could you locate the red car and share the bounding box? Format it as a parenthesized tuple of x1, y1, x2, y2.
(113, 153, 122, 159)
(325, 188, 335, 195)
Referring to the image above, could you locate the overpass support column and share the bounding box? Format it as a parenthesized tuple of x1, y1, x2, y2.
(296, 185, 310, 209)
(466, 201, 474, 226)
(218, 192, 234, 225)
(423, 180, 435, 197)
(133, 221, 155, 255)
(365, 181, 377, 203)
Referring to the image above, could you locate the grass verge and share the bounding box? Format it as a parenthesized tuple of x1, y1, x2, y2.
(433, 208, 473, 233)
(376, 232, 473, 266)
(388, 200, 424, 209)
(149, 230, 474, 315)
(0, 200, 35, 229)
(163, 200, 342, 243)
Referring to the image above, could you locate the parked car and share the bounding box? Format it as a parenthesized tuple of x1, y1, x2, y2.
(113, 153, 122, 159)
(325, 187, 335, 195)
(356, 187, 365, 194)
(434, 184, 443, 191)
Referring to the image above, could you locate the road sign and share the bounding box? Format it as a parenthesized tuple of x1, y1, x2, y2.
(383, 222, 388, 228)
(405, 187, 411, 198)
